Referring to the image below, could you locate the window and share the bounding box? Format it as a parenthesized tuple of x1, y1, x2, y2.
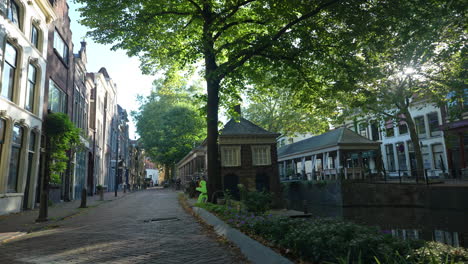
(385, 144, 395, 171)
(432, 144, 445, 170)
(8, 124, 23, 193)
(422, 145, 431, 169)
(396, 142, 407, 171)
(434, 230, 460, 247)
(7, 0, 20, 28)
(385, 121, 394, 137)
(370, 122, 380, 141)
(31, 24, 39, 49)
(358, 123, 368, 138)
(25, 64, 37, 112)
(53, 30, 69, 64)
(49, 79, 67, 113)
(414, 116, 426, 138)
(252, 145, 271, 166)
(0, 119, 5, 161)
(1, 42, 18, 100)
(221, 146, 241, 167)
(398, 122, 408, 135)
(427, 112, 441, 137)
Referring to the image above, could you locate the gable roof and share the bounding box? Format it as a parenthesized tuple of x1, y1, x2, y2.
(220, 118, 280, 137)
(278, 127, 379, 158)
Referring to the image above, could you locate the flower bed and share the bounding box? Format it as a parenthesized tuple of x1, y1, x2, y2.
(195, 202, 468, 264)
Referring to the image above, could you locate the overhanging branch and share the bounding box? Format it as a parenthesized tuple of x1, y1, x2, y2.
(217, 0, 343, 80)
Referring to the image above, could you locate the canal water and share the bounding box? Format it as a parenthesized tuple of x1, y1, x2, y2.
(284, 181, 468, 248)
(306, 205, 467, 248)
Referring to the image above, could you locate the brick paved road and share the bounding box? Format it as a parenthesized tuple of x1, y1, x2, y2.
(0, 189, 247, 263)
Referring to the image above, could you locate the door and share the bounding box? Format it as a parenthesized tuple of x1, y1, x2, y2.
(223, 174, 239, 200)
(23, 152, 34, 209)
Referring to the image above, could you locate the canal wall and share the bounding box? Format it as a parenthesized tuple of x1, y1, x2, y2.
(341, 182, 468, 211)
(283, 181, 468, 212)
(282, 181, 343, 217)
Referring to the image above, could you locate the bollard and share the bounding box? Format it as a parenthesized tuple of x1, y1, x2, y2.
(79, 188, 87, 208)
(303, 200, 308, 214)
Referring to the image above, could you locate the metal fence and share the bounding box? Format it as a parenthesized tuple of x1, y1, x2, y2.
(280, 168, 468, 185)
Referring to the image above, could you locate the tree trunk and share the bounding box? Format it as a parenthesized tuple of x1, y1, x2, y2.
(37, 138, 51, 222)
(402, 109, 425, 180)
(63, 151, 74, 202)
(206, 75, 221, 202)
(164, 164, 170, 181)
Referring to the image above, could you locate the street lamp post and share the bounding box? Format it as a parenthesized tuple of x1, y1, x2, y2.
(115, 125, 119, 197)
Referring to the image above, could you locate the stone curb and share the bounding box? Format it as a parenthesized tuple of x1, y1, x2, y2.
(192, 207, 293, 264)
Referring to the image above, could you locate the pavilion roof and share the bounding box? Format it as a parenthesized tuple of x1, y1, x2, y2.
(278, 127, 379, 159)
(220, 118, 280, 137)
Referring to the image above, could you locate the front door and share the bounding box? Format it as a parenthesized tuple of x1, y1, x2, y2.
(223, 174, 239, 200)
(23, 152, 34, 209)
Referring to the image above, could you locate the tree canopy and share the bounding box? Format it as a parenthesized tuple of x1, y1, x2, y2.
(132, 73, 206, 174)
(243, 83, 332, 137)
(75, 0, 465, 196)
(76, 0, 385, 197)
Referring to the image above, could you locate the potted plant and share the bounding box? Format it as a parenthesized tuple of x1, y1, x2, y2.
(96, 185, 104, 201)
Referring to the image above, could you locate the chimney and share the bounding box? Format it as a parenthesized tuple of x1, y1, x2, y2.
(80, 41, 87, 51)
(234, 104, 241, 117)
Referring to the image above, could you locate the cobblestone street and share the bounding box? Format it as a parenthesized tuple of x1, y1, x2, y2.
(0, 189, 247, 263)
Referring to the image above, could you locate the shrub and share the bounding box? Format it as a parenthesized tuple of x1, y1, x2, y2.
(249, 217, 417, 263)
(238, 185, 272, 213)
(410, 241, 468, 263)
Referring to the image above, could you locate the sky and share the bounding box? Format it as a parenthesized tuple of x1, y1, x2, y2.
(68, 2, 159, 139)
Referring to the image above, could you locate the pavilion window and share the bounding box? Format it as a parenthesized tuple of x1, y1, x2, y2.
(221, 146, 241, 167)
(252, 145, 271, 166)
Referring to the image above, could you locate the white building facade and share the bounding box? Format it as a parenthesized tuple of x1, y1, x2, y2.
(0, 0, 56, 214)
(344, 103, 447, 178)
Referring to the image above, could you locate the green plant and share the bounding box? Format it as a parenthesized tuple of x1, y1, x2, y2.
(237, 185, 272, 213)
(410, 241, 468, 263)
(249, 217, 418, 263)
(45, 113, 82, 184)
(315, 180, 327, 188)
(224, 189, 234, 206)
(96, 185, 103, 191)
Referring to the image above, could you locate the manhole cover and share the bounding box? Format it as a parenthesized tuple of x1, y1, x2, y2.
(143, 217, 180, 223)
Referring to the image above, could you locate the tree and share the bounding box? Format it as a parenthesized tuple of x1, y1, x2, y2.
(132, 76, 206, 179)
(243, 85, 331, 137)
(37, 113, 82, 222)
(76, 0, 381, 198)
(333, 0, 466, 178)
